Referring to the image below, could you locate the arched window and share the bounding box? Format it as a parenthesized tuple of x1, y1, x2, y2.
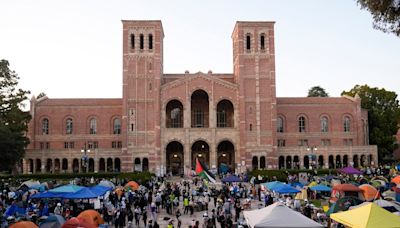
(277, 117, 284, 133)
(166, 100, 183, 128)
(217, 100, 234, 128)
(113, 118, 121, 134)
(140, 34, 144, 49)
(260, 34, 265, 50)
(130, 34, 135, 49)
(66, 118, 73, 134)
(89, 118, 97, 134)
(246, 34, 251, 50)
(321, 116, 329, 132)
(298, 116, 306, 132)
(344, 116, 351, 132)
(42, 118, 49, 134)
(260, 156, 266, 169)
(191, 90, 209, 128)
(148, 34, 153, 50)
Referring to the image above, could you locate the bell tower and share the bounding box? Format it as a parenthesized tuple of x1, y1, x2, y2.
(232, 21, 278, 168)
(121, 20, 164, 172)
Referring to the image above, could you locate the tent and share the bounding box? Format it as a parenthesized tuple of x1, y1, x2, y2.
(77, 210, 104, 226)
(359, 184, 379, 201)
(40, 214, 66, 228)
(326, 196, 364, 216)
(290, 182, 304, 188)
(88, 185, 112, 196)
(391, 175, 400, 185)
(125, 181, 139, 191)
(221, 175, 243, 183)
(331, 202, 400, 228)
(98, 180, 115, 189)
(262, 181, 284, 190)
(30, 191, 65, 199)
(338, 166, 363, 175)
(49, 184, 83, 193)
(62, 217, 96, 228)
(330, 183, 361, 203)
(10, 221, 38, 228)
(272, 184, 301, 194)
(64, 188, 98, 199)
(244, 202, 323, 228)
(310, 184, 331, 192)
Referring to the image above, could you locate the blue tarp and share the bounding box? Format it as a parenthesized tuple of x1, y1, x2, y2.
(262, 181, 284, 190)
(221, 175, 243, 183)
(310, 184, 332, 192)
(32, 185, 110, 199)
(272, 184, 301, 194)
(31, 191, 66, 199)
(64, 188, 98, 199)
(290, 182, 304, 188)
(49, 184, 83, 193)
(5, 204, 26, 217)
(89, 185, 112, 196)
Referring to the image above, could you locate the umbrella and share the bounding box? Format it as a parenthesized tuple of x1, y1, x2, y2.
(10, 221, 38, 228)
(62, 217, 96, 228)
(98, 180, 115, 189)
(125, 181, 139, 191)
(221, 175, 243, 183)
(77, 210, 104, 226)
(310, 184, 332, 192)
(40, 214, 66, 228)
(338, 166, 363, 175)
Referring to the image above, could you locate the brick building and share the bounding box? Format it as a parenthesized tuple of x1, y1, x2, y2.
(23, 20, 378, 174)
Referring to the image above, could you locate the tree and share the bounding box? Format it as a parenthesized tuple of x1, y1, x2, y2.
(307, 86, 329, 97)
(356, 0, 400, 37)
(0, 60, 31, 172)
(36, 92, 46, 99)
(342, 85, 400, 162)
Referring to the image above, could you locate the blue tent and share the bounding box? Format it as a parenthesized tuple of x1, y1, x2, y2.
(290, 182, 304, 188)
(262, 181, 284, 190)
(49, 184, 83, 193)
(273, 184, 301, 194)
(310, 184, 332, 192)
(221, 175, 243, 183)
(5, 204, 26, 217)
(30, 191, 66, 199)
(88, 185, 112, 196)
(64, 187, 98, 199)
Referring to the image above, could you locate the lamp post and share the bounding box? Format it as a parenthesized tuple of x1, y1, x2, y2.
(81, 143, 91, 173)
(307, 146, 317, 170)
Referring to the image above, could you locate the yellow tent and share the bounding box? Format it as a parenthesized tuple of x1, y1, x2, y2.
(331, 202, 400, 228)
(295, 188, 308, 200)
(308, 181, 318, 187)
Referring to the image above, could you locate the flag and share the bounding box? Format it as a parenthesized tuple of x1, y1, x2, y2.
(195, 158, 217, 183)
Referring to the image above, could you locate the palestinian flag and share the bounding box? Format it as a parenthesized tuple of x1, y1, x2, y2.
(195, 158, 217, 183)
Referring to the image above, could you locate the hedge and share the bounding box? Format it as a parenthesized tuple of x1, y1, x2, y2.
(2, 172, 154, 185)
(247, 169, 337, 182)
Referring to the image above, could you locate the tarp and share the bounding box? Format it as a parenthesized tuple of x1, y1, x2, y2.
(331, 202, 400, 228)
(272, 184, 301, 194)
(338, 166, 363, 175)
(262, 181, 284, 190)
(88, 185, 112, 196)
(244, 202, 323, 228)
(290, 182, 304, 188)
(64, 188, 98, 199)
(49, 184, 83, 193)
(30, 191, 65, 199)
(310, 184, 331, 192)
(221, 175, 243, 183)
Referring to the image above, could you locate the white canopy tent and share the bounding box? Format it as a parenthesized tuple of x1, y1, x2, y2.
(243, 202, 323, 228)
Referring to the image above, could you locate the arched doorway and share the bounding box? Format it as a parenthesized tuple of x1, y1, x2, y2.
(28, 159, 34, 173)
(318, 155, 324, 169)
(353, 155, 359, 168)
(303, 156, 310, 169)
(88, 158, 95, 172)
(278, 156, 284, 169)
(54, 159, 60, 173)
(216, 100, 234, 128)
(46, 159, 53, 173)
(166, 141, 184, 175)
(99, 158, 105, 172)
(293, 156, 299, 169)
(192, 140, 210, 169)
(286, 156, 292, 169)
(360, 155, 366, 167)
(336, 155, 342, 168)
(115, 158, 121, 172)
(260, 156, 266, 169)
(62, 159, 68, 172)
(35, 159, 41, 173)
(368, 154, 373, 166)
(343, 155, 348, 167)
(142, 158, 149, 172)
(191, 90, 209, 128)
(252, 156, 258, 170)
(329, 155, 334, 169)
(72, 159, 79, 173)
(217, 141, 235, 173)
(107, 158, 113, 172)
(134, 158, 141, 171)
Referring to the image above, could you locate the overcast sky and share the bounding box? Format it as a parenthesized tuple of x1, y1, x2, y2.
(1, 0, 399, 100)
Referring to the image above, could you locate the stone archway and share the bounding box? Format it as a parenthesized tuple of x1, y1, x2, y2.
(278, 156, 284, 169)
(318, 155, 324, 169)
(192, 140, 210, 169)
(166, 141, 184, 175)
(217, 140, 235, 173)
(252, 156, 259, 170)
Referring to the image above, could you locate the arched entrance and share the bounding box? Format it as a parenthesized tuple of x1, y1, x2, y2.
(286, 156, 292, 169)
(88, 158, 94, 172)
(35, 159, 41, 173)
(54, 159, 60, 173)
(192, 140, 210, 169)
(293, 156, 299, 169)
(336, 155, 342, 168)
(142, 158, 149, 171)
(278, 156, 284, 169)
(191, 90, 209, 128)
(134, 158, 141, 171)
(318, 155, 324, 168)
(360, 155, 366, 167)
(343, 155, 348, 167)
(260, 156, 266, 169)
(28, 159, 34, 173)
(166, 141, 184, 175)
(303, 156, 310, 169)
(217, 141, 235, 173)
(353, 155, 359, 168)
(115, 158, 121, 172)
(62, 159, 68, 172)
(107, 158, 113, 172)
(329, 155, 334, 169)
(72, 159, 79, 173)
(46, 159, 53, 173)
(99, 158, 105, 172)
(252, 156, 259, 170)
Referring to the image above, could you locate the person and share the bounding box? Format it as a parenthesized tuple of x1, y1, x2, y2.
(54, 202, 63, 215)
(167, 220, 174, 228)
(134, 206, 141, 226)
(142, 207, 148, 227)
(176, 209, 181, 221)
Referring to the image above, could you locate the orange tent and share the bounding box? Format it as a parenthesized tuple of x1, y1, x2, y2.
(77, 210, 104, 226)
(62, 217, 97, 228)
(330, 184, 361, 203)
(10, 221, 38, 228)
(333, 184, 360, 192)
(359, 184, 380, 201)
(391, 175, 400, 185)
(125, 181, 139, 190)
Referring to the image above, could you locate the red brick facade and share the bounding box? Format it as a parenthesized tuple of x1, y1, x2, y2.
(23, 20, 377, 174)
